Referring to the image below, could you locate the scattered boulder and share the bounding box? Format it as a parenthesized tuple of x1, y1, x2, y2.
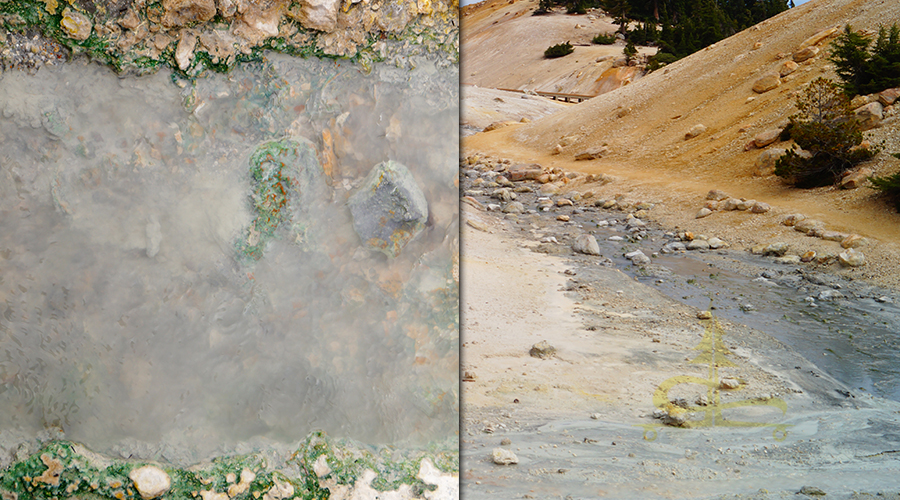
(506, 164, 544, 181)
(530, 340, 557, 359)
(763, 242, 789, 256)
(687, 239, 710, 251)
(719, 378, 741, 390)
(798, 27, 838, 50)
(839, 248, 866, 267)
(129, 466, 171, 500)
(779, 60, 799, 77)
(696, 207, 713, 219)
(502, 201, 525, 214)
(556, 198, 574, 207)
(799, 486, 827, 497)
(685, 124, 707, 139)
(840, 234, 869, 249)
(793, 46, 819, 62)
(850, 94, 875, 109)
(708, 237, 727, 249)
(754, 148, 786, 177)
(697, 310, 713, 320)
(855, 101, 883, 130)
(492, 448, 519, 465)
(774, 255, 801, 265)
(752, 73, 781, 93)
(878, 87, 900, 106)
(840, 167, 873, 189)
(575, 146, 610, 160)
(820, 230, 848, 242)
(625, 250, 651, 265)
(722, 198, 742, 211)
(556, 215, 570, 222)
(661, 242, 686, 253)
(800, 250, 817, 262)
(817, 290, 844, 301)
(706, 189, 731, 201)
(753, 128, 782, 148)
(750, 201, 771, 213)
(483, 121, 517, 132)
(175, 30, 198, 71)
(794, 219, 825, 234)
(781, 213, 806, 226)
(573, 234, 601, 256)
(462, 371, 476, 382)
(348, 160, 428, 258)
(61, 8, 92, 41)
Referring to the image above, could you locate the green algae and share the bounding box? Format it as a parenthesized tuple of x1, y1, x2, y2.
(0, 434, 458, 500)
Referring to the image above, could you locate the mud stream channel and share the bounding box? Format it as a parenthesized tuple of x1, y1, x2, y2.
(0, 54, 458, 465)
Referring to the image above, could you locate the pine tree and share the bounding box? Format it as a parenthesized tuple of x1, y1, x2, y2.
(829, 25, 873, 96)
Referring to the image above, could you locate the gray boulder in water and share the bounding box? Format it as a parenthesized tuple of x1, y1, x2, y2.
(348, 160, 428, 258)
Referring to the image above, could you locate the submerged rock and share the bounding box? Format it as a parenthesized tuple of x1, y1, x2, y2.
(348, 160, 428, 258)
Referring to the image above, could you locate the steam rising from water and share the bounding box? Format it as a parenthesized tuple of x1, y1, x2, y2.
(0, 54, 458, 464)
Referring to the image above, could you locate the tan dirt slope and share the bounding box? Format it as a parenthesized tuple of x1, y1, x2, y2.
(461, 0, 654, 94)
(464, 0, 900, 290)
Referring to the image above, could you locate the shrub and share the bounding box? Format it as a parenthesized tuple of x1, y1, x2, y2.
(592, 33, 616, 45)
(647, 52, 678, 71)
(623, 42, 638, 63)
(774, 77, 875, 187)
(869, 171, 900, 211)
(830, 23, 900, 96)
(544, 42, 574, 59)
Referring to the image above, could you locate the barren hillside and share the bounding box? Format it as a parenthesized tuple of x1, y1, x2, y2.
(464, 0, 900, 289)
(460, 0, 654, 94)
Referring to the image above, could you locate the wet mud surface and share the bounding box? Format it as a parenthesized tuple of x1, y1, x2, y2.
(460, 165, 900, 499)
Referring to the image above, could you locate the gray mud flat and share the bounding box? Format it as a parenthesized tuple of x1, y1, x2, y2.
(461, 166, 900, 499)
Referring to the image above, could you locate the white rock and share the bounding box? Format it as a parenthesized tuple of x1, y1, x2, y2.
(625, 250, 651, 265)
(707, 237, 727, 249)
(129, 466, 171, 500)
(294, 0, 340, 32)
(839, 248, 866, 267)
(492, 448, 519, 465)
(696, 207, 712, 219)
(176, 30, 198, 71)
(573, 234, 601, 256)
(418, 458, 458, 500)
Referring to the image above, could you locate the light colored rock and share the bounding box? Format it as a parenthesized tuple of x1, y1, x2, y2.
(841, 234, 869, 248)
(708, 237, 727, 249)
(175, 30, 198, 71)
(501, 201, 525, 214)
(793, 46, 819, 62)
(720, 378, 741, 390)
(722, 198, 742, 211)
(696, 207, 713, 219)
(779, 60, 799, 77)
(817, 289, 844, 301)
(851, 94, 875, 109)
(763, 242, 789, 256)
(855, 101, 883, 130)
(794, 219, 825, 234)
(840, 167, 873, 189)
(625, 250, 651, 265)
(878, 87, 900, 106)
(697, 310, 712, 320)
(162, 0, 216, 27)
(530, 340, 556, 359)
(800, 250, 817, 262)
(290, 0, 340, 32)
(753, 128, 782, 148)
(685, 124, 707, 139)
(557, 215, 570, 222)
(129, 466, 171, 500)
(774, 255, 801, 265)
(706, 189, 731, 201)
(61, 8, 92, 41)
(752, 73, 781, 93)
(262, 477, 294, 500)
(819, 230, 848, 242)
(780, 213, 806, 226)
(492, 448, 519, 465)
(754, 148, 786, 176)
(798, 27, 838, 50)
(575, 146, 610, 160)
(573, 234, 601, 256)
(540, 184, 561, 196)
(146, 216, 162, 258)
(556, 198, 574, 207)
(687, 240, 710, 251)
(750, 201, 771, 213)
(418, 458, 458, 500)
(839, 248, 866, 267)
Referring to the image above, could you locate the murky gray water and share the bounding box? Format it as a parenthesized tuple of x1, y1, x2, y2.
(587, 218, 900, 401)
(0, 54, 458, 464)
